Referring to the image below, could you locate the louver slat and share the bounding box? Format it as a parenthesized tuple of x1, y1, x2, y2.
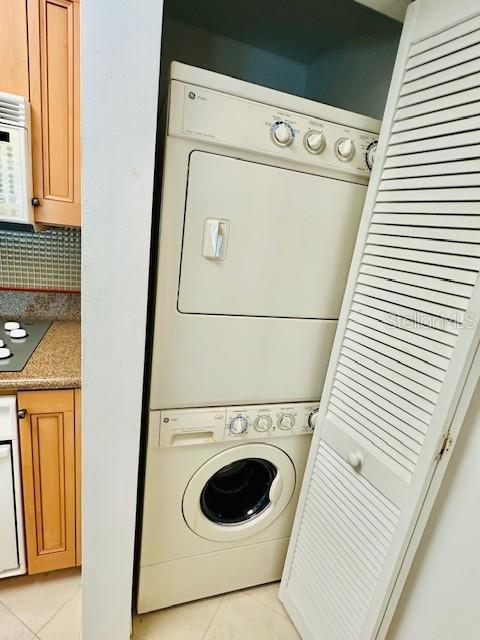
(390, 119, 480, 145)
(409, 13, 480, 56)
(403, 42, 480, 83)
(388, 131, 480, 155)
(406, 24, 480, 68)
(380, 174, 480, 189)
(396, 87, 480, 120)
(382, 161, 480, 179)
(398, 73, 480, 109)
(383, 145, 480, 168)
(368, 224, 480, 246)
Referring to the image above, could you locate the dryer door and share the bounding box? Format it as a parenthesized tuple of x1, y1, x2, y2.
(183, 443, 296, 542)
(178, 151, 367, 320)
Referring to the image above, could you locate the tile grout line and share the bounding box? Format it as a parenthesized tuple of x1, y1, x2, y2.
(201, 594, 225, 640)
(34, 584, 82, 637)
(0, 597, 39, 636)
(243, 587, 290, 620)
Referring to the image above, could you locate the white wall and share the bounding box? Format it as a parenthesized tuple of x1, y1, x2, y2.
(387, 380, 480, 639)
(81, 1, 162, 638)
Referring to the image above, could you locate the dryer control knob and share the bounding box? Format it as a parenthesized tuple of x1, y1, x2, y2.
(228, 416, 249, 435)
(278, 413, 295, 430)
(366, 141, 378, 170)
(308, 408, 319, 430)
(336, 137, 355, 161)
(305, 131, 326, 154)
(271, 121, 294, 147)
(0, 347, 11, 359)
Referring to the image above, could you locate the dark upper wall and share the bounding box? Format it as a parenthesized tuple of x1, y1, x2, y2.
(306, 17, 402, 119)
(159, 0, 402, 120)
(159, 19, 307, 106)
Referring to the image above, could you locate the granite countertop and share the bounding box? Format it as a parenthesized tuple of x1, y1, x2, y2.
(0, 320, 81, 391)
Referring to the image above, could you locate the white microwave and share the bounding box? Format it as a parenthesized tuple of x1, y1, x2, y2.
(0, 92, 33, 225)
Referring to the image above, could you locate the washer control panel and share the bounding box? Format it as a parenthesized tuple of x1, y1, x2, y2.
(225, 403, 318, 440)
(155, 402, 319, 447)
(169, 81, 379, 179)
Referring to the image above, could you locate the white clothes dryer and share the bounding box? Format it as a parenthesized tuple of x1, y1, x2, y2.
(149, 63, 380, 411)
(138, 403, 316, 613)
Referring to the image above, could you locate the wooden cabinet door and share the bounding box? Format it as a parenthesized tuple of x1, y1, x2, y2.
(18, 389, 76, 573)
(27, 0, 81, 226)
(0, 0, 30, 97)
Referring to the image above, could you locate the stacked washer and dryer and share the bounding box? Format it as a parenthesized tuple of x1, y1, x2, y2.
(138, 62, 380, 613)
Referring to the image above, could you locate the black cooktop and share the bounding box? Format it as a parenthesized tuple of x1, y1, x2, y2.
(0, 319, 52, 372)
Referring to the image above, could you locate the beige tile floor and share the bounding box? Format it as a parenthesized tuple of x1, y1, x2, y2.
(0, 568, 81, 640)
(0, 568, 300, 639)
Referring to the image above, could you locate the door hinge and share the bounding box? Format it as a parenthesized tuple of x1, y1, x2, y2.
(437, 434, 453, 460)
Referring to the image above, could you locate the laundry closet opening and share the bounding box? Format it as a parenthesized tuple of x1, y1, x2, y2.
(135, 0, 404, 617)
(159, 0, 402, 119)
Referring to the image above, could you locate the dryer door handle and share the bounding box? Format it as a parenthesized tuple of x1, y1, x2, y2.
(269, 473, 283, 505)
(202, 218, 229, 260)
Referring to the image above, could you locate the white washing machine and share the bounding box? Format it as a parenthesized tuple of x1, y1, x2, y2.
(138, 402, 317, 613)
(150, 63, 380, 410)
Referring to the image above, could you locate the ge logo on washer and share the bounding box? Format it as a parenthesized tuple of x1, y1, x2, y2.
(188, 91, 196, 100)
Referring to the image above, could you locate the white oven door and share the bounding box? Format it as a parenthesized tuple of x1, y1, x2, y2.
(178, 151, 367, 320)
(0, 444, 19, 573)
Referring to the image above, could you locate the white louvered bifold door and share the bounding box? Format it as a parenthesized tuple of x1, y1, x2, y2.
(280, 2, 480, 639)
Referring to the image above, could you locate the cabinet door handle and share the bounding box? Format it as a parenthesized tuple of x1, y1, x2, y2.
(18, 409, 27, 419)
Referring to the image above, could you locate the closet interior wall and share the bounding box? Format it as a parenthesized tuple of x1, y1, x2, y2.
(159, 0, 402, 119)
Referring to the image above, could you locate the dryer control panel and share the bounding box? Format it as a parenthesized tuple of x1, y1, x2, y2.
(168, 80, 378, 179)
(154, 402, 318, 448)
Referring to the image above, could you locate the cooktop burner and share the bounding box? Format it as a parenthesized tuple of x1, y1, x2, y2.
(0, 319, 52, 373)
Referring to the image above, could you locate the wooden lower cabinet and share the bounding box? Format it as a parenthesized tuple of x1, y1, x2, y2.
(18, 389, 81, 574)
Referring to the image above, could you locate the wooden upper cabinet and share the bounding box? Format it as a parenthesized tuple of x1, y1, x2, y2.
(28, 0, 81, 226)
(18, 389, 77, 574)
(0, 0, 30, 97)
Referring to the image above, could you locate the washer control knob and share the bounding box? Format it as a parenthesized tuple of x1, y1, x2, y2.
(228, 416, 249, 435)
(336, 137, 355, 161)
(278, 413, 295, 430)
(271, 121, 294, 147)
(308, 408, 319, 430)
(366, 141, 378, 170)
(305, 130, 326, 154)
(0, 347, 12, 359)
(254, 415, 272, 432)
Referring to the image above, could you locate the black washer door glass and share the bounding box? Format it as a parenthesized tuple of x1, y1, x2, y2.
(200, 458, 278, 525)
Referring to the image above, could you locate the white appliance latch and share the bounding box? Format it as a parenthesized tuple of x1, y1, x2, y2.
(202, 218, 230, 260)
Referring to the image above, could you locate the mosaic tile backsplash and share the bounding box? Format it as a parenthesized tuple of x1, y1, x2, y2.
(0, 227, 81, 291)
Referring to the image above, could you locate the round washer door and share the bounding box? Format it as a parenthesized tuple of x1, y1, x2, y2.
(183, 443, 296, 542)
